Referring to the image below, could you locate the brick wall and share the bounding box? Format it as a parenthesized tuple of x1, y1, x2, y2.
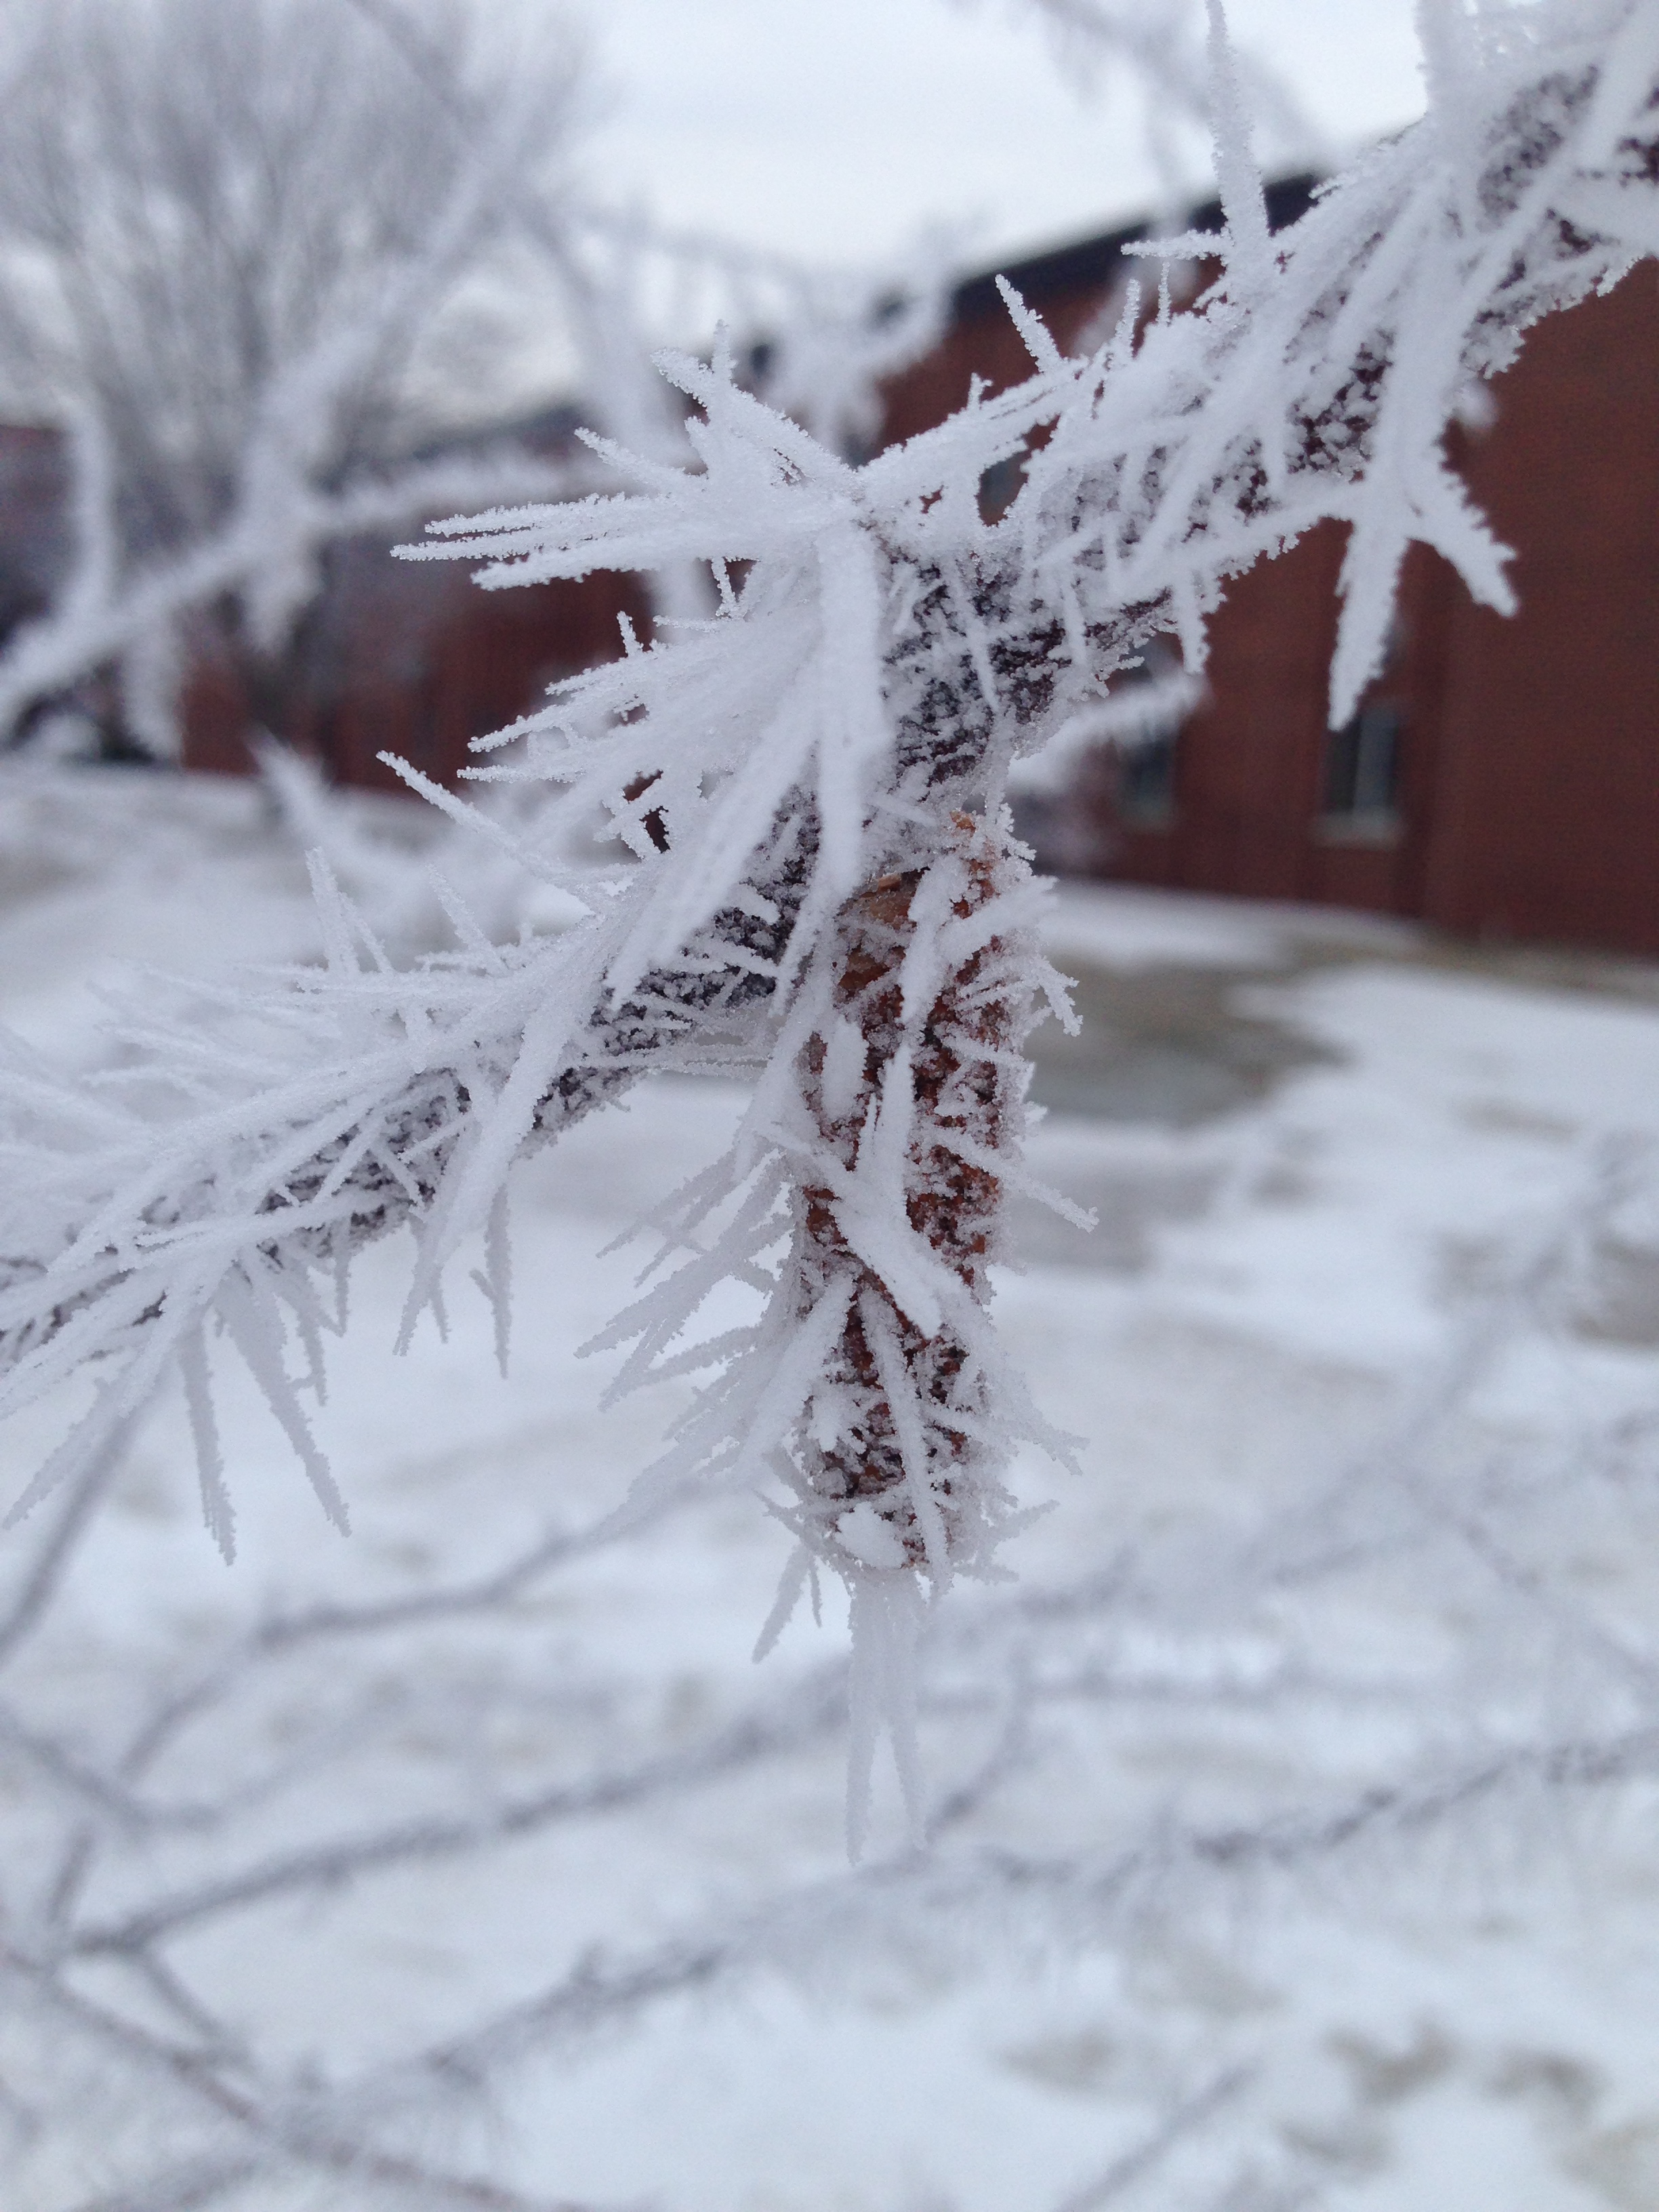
(883, 197, 1659, 956)
(7, 186, 1653, 955)
(180, 541, 644, 796)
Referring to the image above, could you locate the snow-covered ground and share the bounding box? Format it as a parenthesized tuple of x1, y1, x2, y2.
(3, 765, 1658, 2212)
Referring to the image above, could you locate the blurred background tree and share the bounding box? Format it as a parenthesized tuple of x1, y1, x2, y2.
(0, 0, 947, 761)
(0, 0, 590, 752)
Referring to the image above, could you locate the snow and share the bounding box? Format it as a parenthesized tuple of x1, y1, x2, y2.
(1042, 878, 1415, 973)
(3, 767, 1658, 2209)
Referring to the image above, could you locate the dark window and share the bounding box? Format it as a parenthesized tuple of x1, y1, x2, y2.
(1324, 702, 1400, 820)
(977, 454, 1025, 523)
(1108, 640, 1186, 827)
(1119, 731, 1177, 823)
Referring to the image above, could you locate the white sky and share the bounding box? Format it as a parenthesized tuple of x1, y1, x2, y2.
(583, 0, 1428, 274)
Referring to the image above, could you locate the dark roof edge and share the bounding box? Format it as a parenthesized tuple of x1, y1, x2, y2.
(950, 170, 1323, 323)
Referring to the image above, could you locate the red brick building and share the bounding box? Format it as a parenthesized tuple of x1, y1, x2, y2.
(0, 409, 647, 794)
(882, 180, 1659, 959)
(176, 408, 648, 794)
(180, 524, 643, 796)
(5, 179, 1656, 956)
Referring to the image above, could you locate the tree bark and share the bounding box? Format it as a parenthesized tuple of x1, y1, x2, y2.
(797, 811, 1028, 1576)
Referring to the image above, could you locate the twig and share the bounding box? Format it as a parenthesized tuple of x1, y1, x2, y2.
(1052, 2063, 1256, 2212)
(72, 1664, 849, 1957)
(0, 1417, 130, 1668)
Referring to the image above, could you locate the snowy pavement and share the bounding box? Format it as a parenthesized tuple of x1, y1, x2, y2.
(2, 767, 1658, 2211)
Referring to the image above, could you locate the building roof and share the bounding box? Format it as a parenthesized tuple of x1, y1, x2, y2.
(950, 171, 1323, 324)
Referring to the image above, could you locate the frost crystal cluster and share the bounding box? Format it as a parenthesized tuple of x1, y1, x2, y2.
(2, 0, 1657, 1828)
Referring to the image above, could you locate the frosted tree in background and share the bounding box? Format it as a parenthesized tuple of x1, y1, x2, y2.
(0, 0, 946, 756)
(1, 0, 1657, 1844)
(0, 0, 599, 752)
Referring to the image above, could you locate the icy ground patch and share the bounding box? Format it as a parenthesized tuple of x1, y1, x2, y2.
(3, 769, 1658, 2211)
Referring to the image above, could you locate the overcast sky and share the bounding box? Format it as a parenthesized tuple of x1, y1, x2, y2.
(584, 0, 1427, 274)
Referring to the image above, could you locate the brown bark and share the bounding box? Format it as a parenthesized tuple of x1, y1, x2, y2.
(797, 815, 1025, 1568)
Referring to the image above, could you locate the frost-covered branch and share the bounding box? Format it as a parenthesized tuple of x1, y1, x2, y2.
(0, 842, 803, 1529)
(1, 1, 1656, 1842)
